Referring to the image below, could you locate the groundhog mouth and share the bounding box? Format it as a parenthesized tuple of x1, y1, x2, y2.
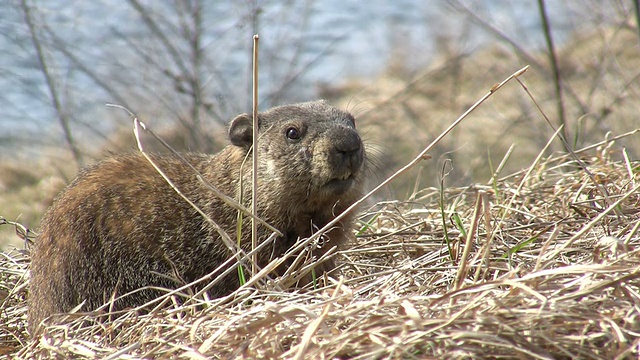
(324, 173, 356, 194)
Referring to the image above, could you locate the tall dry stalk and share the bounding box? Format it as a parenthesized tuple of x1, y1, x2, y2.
(251, 34, 260, 275)
(537, 0, 568, 147)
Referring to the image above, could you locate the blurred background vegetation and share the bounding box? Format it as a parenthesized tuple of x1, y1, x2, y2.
(1, 0, 639, 249)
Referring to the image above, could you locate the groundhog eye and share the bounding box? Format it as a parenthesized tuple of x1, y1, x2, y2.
(286, 127, 301, 140)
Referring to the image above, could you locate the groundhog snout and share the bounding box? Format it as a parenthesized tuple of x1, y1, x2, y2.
(330, 128, 364, 174)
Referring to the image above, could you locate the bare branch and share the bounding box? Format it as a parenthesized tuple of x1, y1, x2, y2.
(20, 0, 83, 167)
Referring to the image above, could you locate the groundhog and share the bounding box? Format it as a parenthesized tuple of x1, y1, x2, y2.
(28, 100, 366, 334)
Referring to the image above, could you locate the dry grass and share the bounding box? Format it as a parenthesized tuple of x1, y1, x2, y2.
(0, 158, 68, 250)
(2, 131, 639, 358)
(340, 24, 640, 197)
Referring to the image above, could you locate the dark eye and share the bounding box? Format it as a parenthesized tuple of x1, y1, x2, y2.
(286, 127, 301, 140)
(348, 116, 356, 128)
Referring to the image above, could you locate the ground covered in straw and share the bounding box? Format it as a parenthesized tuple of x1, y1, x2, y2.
(1, 137, 640, 359)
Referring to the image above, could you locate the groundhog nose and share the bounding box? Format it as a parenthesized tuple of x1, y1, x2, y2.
(333, 129, 363, 172)
(335, 130, 361, 153)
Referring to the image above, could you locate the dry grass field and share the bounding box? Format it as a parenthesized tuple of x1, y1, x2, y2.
(1, 14, 640, 359)
(1, 135, 639, 358)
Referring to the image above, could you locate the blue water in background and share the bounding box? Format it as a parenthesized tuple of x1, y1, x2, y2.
(0, 0, 571, 157)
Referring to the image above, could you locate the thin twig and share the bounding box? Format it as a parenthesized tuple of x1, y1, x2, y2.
(490, 125, 564, 253)
(551, 181, 640, 257)
(132, 118, 248, 269)
(309, 66, 530, 247)
(537, 0, 567, 144)
(106, 104, 281, 236)
(252, 34, 260, 276)
(450, 0, 589, 116)
(454, 192, 483, 290)
(515, 77, 618, 214)
(634, 0, 640, 43)
(265, 66, 529, 279)
(126, 0, 190, 76)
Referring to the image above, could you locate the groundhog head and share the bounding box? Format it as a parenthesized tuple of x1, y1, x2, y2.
(228, 100, 366, 213)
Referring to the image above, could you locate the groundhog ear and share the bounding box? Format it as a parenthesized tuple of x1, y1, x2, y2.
(229, 113, 254, 148)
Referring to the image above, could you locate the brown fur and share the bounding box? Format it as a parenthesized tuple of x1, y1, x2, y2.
(28, 100, 366, 334)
